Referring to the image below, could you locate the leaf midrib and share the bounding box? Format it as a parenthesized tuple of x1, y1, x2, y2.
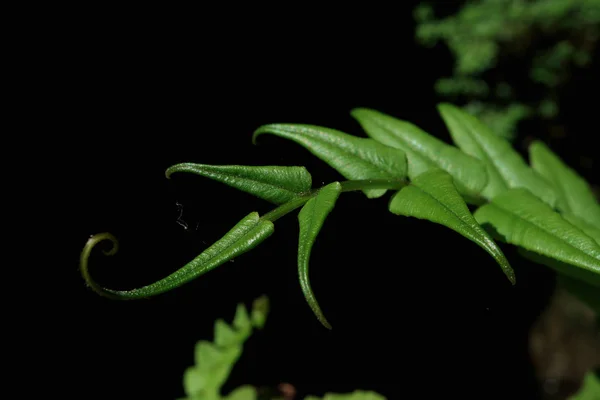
(266, 127, 399, 176)
(191, 166, 310, 199)
(411, 183, 495, 251)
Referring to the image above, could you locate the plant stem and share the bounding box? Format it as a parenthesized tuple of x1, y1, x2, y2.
(340, 179, 406, 193)
(261, 179, 406, 222)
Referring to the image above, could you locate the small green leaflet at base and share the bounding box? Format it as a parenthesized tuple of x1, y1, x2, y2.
(80, 213, 274, 299)
(389, 169, 515, 284)
(474, 189, 600, 287)
(180, 296, 268, 400)
(438, 103, 557, 206)
(166, 164, 312, 205)
(529, 140, 600, 227)
(253, 124, 407, 198)
(304, 391, 386, 400)
(297, 182, 342, 329)
(351, 107, 488, 197)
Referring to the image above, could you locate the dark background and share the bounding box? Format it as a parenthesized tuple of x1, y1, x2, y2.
(58, 2, 598, 399)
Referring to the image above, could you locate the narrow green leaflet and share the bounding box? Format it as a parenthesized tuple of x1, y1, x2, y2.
(166, 164, 312, 205)
(474, 189, 600, 287)
(81, 213, 274, 299)
(351, 108, 488, 197)
(297, 182, 342, 329)
(389, 169, 514, 283)
(438, 103, 557, 206)
(529, 140, 600, 227)
(253, 124, 407, 198)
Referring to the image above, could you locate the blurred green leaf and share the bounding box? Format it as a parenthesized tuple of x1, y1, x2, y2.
(225, 385, 257, 400)
(568, 371, 600, 400)
(529, 140, 600, 227)
(305, 390, 387, 400)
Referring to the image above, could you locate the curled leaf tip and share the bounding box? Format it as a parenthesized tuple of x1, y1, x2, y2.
(165, 163, 189, 179)
(80, 232, 122, 299)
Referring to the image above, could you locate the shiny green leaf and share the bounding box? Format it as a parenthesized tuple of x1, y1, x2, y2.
(389, 169, 514, 283)
(166, 163, 312, 205)
(562, 213, 600, 245)
(351, 108, 488, 196)
(81, 213, 274, 299)
(297, 182, 342, 329)
(529, 140, 600, 226)
(253, 124, 407, 198)
(475, 189, 600, 287)
(438, 103, 557, 206)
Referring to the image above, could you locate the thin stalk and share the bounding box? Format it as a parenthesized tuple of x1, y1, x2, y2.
(261, 178, 407, 222)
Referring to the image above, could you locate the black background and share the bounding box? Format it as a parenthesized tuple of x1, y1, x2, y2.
(55, 2, 599, 399)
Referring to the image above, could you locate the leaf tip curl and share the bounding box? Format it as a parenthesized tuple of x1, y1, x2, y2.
(80, 232, 121, 299)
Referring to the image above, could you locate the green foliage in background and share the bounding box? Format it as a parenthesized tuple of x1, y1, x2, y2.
(180, 296, 386, 400)
(415, 0, 600, 140)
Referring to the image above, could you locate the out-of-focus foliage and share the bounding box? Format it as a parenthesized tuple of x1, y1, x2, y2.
(568, 371, 600, 400)
(415, 0, 600, 140)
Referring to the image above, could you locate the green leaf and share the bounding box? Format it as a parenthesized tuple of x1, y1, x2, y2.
(166, 164, 312, 205)
(225, 385, 257, 400)
(474, 189, 600, 287)
(253, 124, 407, 198)
(562, 213, 600, 245)
(568, 371, 600, 400)
(389, 169, 514, 283)
(215, 319, 242, 347)
(184, 297, 268, 399)
(233, 303, 252, 336)
(81, 212, 274, 299)
(529, 140, 600, 226)
(194, 340, 221, 369)
(351, 108, 488, 197)
(438, 103, 557, 206)
(297, 182, 342, 329)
